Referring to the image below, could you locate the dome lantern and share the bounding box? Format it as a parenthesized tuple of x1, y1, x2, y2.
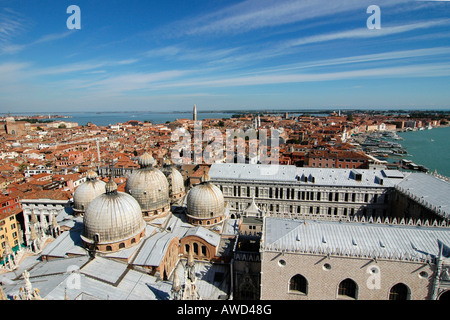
(105, 178, 118, 194)
(138, 152, 156, 168)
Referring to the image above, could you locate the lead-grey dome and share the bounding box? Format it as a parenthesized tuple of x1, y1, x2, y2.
(186, 181, 225, 219)
(73, 170, 106, 213)
(162, 165, 185, 198)
(125, 152, 170, 213)
(82, 179, 145, 245)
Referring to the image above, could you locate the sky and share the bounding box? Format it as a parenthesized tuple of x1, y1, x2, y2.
(0, 0, 450, 113)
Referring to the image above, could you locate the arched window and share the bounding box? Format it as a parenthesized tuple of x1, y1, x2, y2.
(185, 244, 190, 253)
(119, 242, 125, 249)
(338, 278, 358, 299)
(106, 245, 112, 251)
(389, 283, 410, 300)
(289, 274, 308, 295)
(193, 242, 199, 255)
(131, 238, 136, 244)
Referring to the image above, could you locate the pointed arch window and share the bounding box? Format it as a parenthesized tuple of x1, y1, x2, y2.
(289, 274, 308, 295)
(338, 278, 358, 299)
(389, 283, 410, 300)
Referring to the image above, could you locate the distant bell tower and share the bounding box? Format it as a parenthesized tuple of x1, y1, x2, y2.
(193, 104, 197, 121)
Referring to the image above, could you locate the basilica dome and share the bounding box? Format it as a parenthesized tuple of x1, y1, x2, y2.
(186, 175, 225, 226)
(81, 179, 146, 253)
(162, 165, 185, 202)
(125, 152, 171, 219)
(73, 170, 106, 213)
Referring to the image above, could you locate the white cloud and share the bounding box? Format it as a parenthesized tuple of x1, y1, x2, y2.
(164, 0, 411, 37)
(152, 62, 450, 90)
(144, 45, 240, 63)
(0, 61, 29, 83)
(245, 47, 450, 75)
(26, 58, 140, 77)
(62, 70, 191, 95)
(284, 19, 450, 48)
(146, 19, 450, 73)
(1, 31, 73, 55)
(0, 8, 26, 43)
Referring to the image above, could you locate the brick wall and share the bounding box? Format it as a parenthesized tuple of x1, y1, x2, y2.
(260, 251, 434, 300)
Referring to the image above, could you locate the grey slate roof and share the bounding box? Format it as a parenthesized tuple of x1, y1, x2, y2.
(2, 254, 229, 300)
(395, 172, 450, 219)
(132, 231, 178, 267)
(184, 226, 221, 246)
(221, 219, 240, 237)
(263, 217, 450, 262)
(209, 163, 406, 187)
(40, 220, 87, 258)
(131, 214, 225, 268)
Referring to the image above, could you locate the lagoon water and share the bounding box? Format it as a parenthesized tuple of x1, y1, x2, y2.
(41, 110, 327, 126)
(397, 126, 450, 177)
(58, 111, 232, 126)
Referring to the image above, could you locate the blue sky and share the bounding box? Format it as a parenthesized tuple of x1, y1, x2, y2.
(1, 0, 450, 112)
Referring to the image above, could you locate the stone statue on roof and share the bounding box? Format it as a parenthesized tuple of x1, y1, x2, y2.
(14, 270, 43, 300)
(182, 250, 201, 300)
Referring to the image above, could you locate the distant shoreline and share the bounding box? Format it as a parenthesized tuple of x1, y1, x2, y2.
(3, 108, 450, 116)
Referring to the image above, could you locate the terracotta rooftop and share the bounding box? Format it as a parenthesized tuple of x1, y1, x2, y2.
(22, 189, 72, 201)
